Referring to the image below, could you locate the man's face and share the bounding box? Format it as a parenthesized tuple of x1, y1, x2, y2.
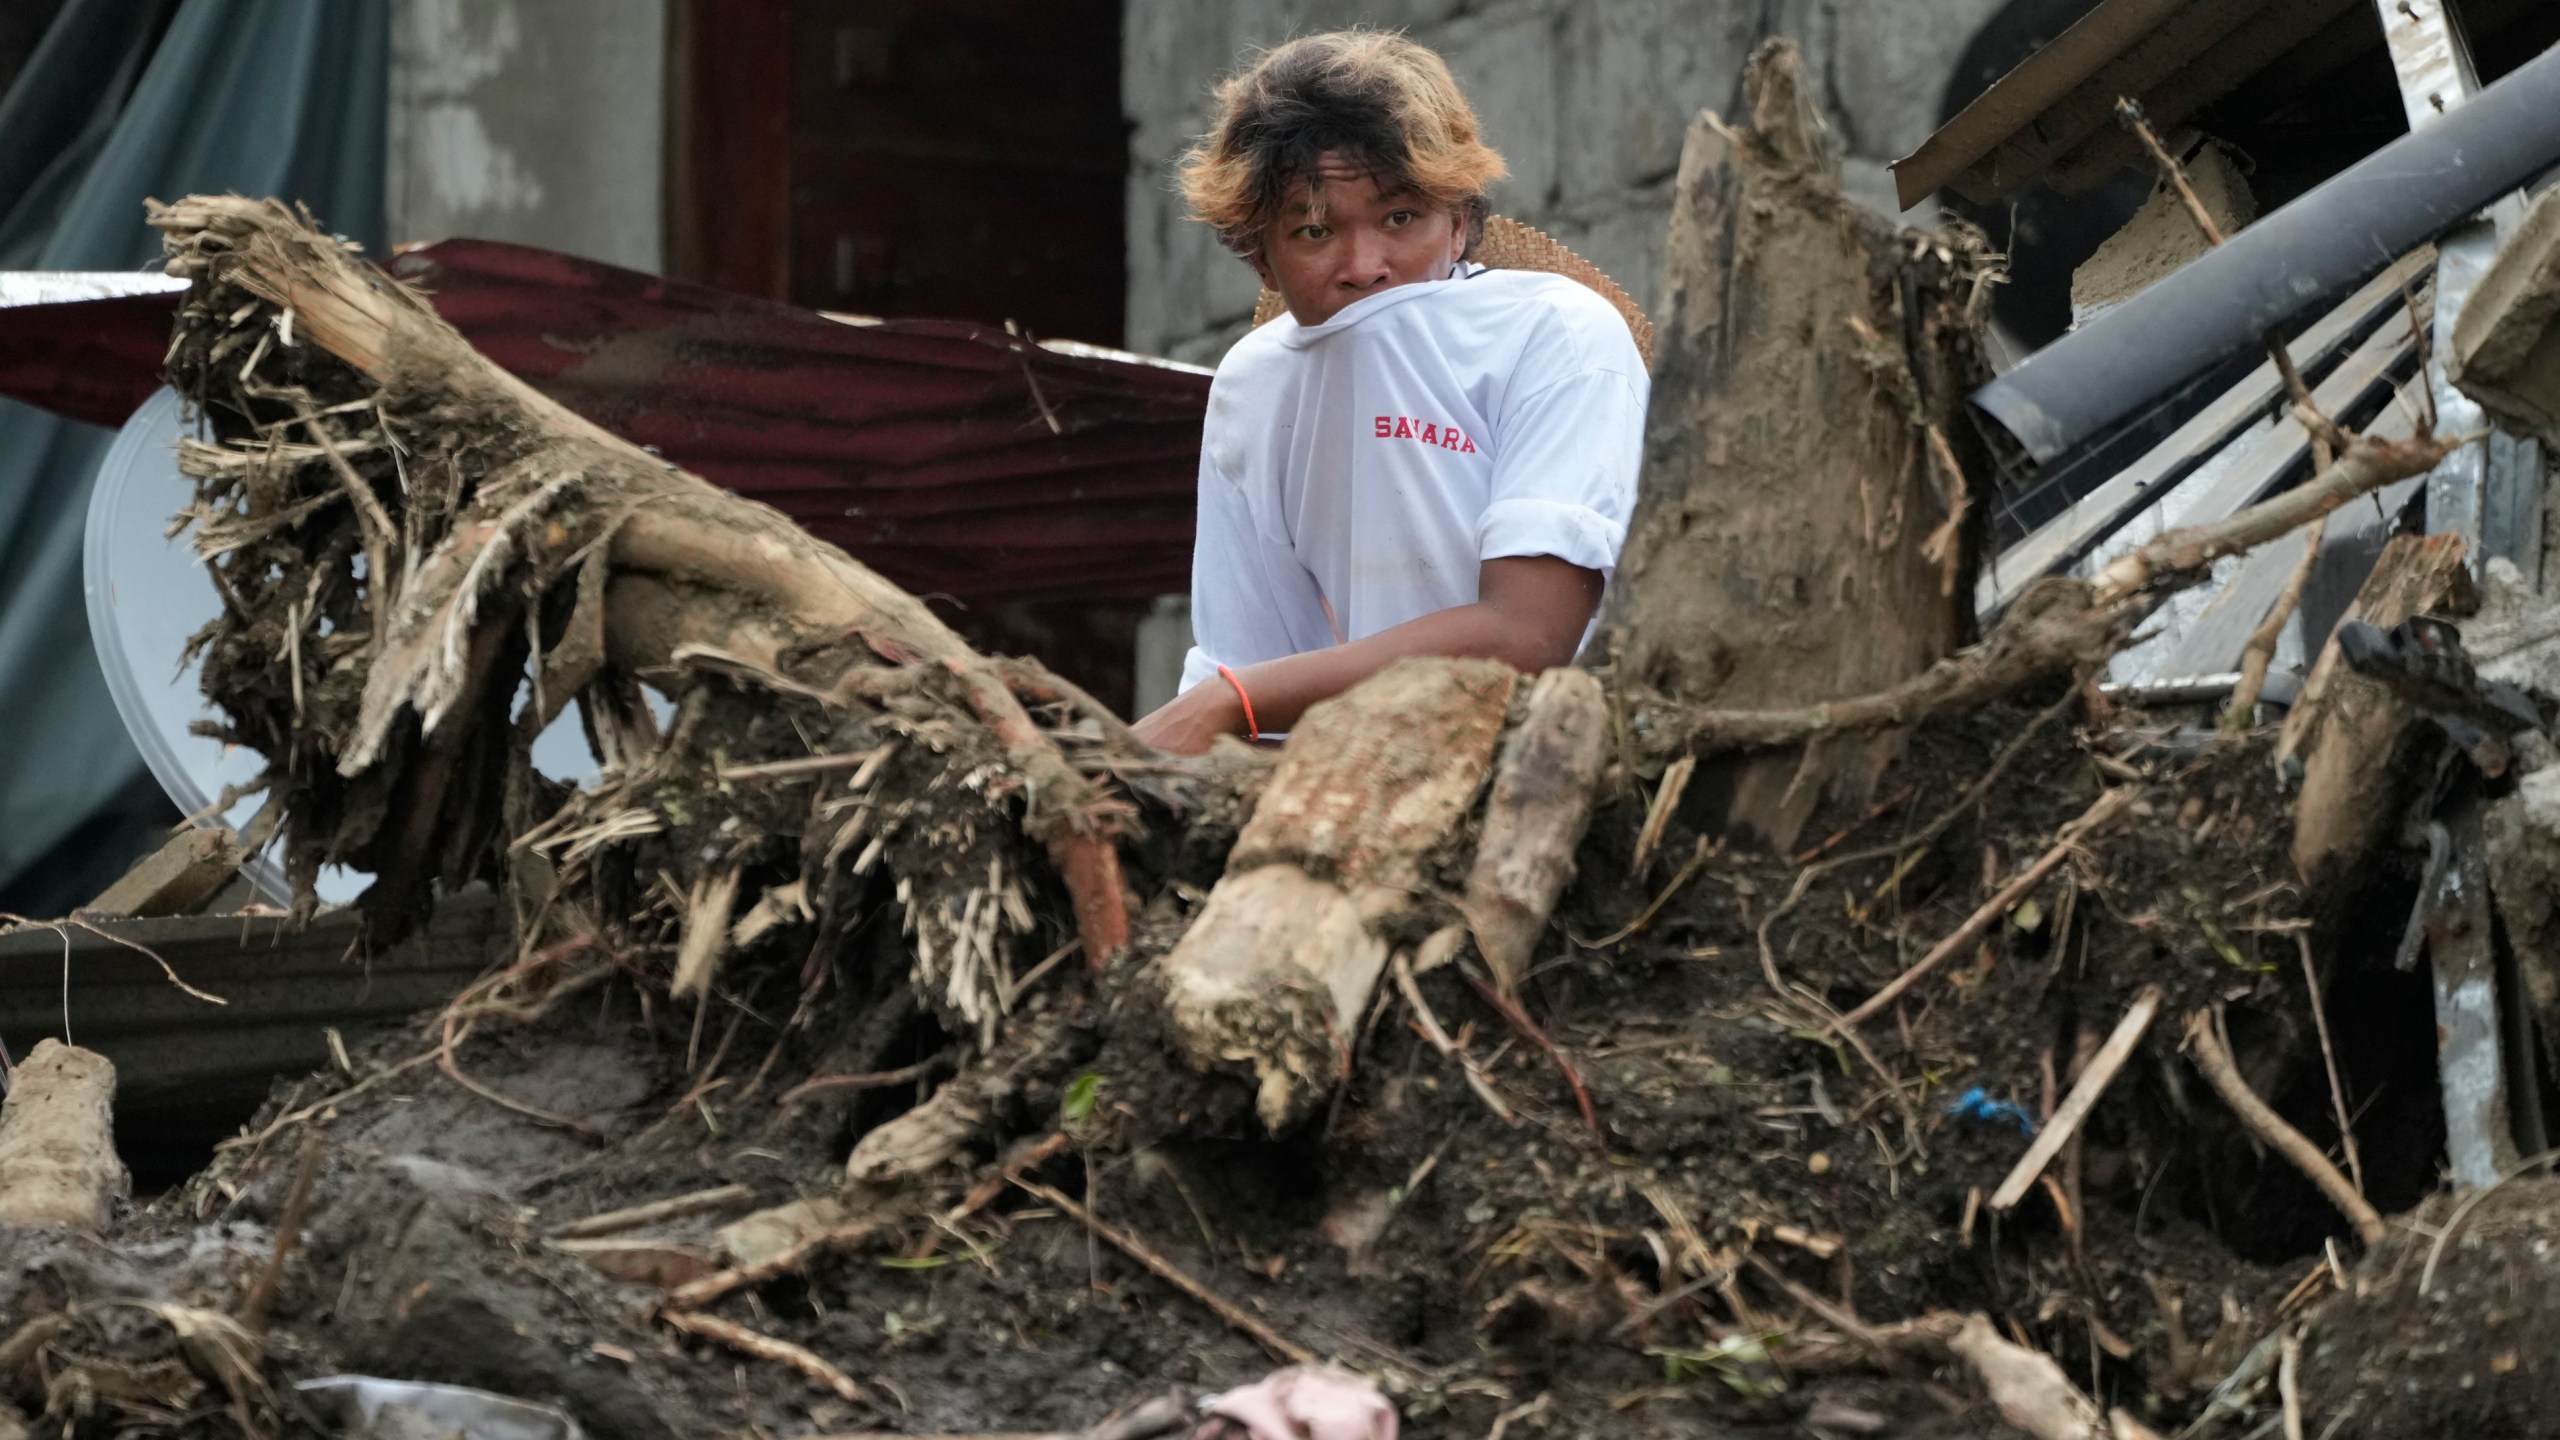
(1252, 150, 1466, 327)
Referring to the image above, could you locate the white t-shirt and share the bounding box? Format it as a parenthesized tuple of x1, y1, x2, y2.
(1178, 265, 1649, 693)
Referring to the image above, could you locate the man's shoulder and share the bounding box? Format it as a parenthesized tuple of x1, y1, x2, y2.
(1456, 267, 1620, 319)
(1213, 314, 1294, 373)
(1433, 269, 1642, 372)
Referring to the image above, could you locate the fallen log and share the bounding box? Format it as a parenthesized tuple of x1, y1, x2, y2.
(0, 1040, 128, 1233)
(1160, 659, 1514, 1131)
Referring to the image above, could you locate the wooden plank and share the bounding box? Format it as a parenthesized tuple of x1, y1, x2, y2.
(1889, 0, 2197, 208)
(80, 825, 244, 919)
(1980, 250, 2431, 616)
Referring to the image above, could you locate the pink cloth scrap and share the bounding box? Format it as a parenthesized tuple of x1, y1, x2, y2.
(1201, 1365, 1397, 1440)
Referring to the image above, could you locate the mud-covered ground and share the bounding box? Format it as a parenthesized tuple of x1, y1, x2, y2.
(4, 693, 2534, 1439)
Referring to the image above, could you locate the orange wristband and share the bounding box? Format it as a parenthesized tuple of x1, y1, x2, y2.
(1215, 663, 1260, 741)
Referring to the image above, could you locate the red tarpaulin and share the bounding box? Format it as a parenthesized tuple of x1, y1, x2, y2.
(0, 239, 1208, 609)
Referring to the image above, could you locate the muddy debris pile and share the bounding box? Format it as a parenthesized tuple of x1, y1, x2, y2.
(11, 44, 2560, 1440)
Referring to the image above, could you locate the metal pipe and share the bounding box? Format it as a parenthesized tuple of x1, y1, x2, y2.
(1972, 39, 2560, 463)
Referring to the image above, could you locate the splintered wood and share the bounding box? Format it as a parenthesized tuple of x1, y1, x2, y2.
(2280, 532, 2475, 884)
(1162, 658, 1515, 1131)
(1461, 668, 1610, 995)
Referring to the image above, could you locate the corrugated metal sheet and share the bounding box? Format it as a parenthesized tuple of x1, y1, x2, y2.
(0, 237, 1210, 607)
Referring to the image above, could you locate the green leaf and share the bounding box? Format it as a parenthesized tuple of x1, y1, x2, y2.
(1062, 1071, 1103, 1125)
(879, 1256, 952, 1271)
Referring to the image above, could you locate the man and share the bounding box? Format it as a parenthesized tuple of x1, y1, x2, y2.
(1130, 30, 1649, 754)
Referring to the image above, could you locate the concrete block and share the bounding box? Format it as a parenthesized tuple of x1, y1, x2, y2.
(1436, 6, 1563, 212)
(389, 0, 666, 273)
(1554, 0, 1756, 212)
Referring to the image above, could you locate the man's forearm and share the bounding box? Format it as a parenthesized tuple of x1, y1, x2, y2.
(1136, 556, 1601, 754)
(1230, 597, 1571, 734)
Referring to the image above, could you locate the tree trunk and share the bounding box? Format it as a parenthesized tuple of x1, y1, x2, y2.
(1597, 40, 1995, 849)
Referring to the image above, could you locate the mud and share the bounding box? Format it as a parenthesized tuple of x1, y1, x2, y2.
(5, 690, 2483, 1440)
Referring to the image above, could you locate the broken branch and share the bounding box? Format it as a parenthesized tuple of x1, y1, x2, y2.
(1652, 429, 2454, 759)
(2183, 1008, 2386, 1248)
(660, 1308, 867, 1404)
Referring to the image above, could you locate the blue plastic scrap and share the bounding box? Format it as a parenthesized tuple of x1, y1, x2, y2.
(1946, 1087, 2036, 1136)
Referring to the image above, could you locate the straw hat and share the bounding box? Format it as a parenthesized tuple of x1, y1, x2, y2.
(1251, 215, 1657, 369)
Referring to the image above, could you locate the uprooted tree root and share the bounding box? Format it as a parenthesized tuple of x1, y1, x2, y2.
(0, 195, 2516, 1440)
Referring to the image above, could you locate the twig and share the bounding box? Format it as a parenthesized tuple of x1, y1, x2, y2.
(717, 745, 894, 782)
(1756, 683, 2081, 1000)
(549, 1183, 755, 1239)
(1793, 784, 1918, 864)
(239, 1133, 325, 1332)
(1577, 835, 1712, 948)
(949, 1133, 1071, 1221)
(2115, 101, 2225, 245)
(2293, 932, 2365, 1199)
(2223, 517, 2324, 732)
(1743, 1251, 1903, 1373)
(660, 1308, 866, 1404)
(1011, 1176, 1318, 1365)
(2278, 1329, 2304, 1440)
(1991, 986, 2163, 1210)
(215, 1048, 438, 1158)
(4, 913, 229, 1007)
(1630, 755, 1696, 874)
(1839, 789, 2133, 1027)
(2184, 1008, 2386, 1247)
(437, 1007, 606, 1139)
(1483, 1393, 1551, 1440)
(2418, 1145, 2560, 1294)
(1390, 954, 1518, 1125)
(779, 1057, 948, 1109)
(662, 1217, 888, 1311)
(1462, 967, 1599, 1133)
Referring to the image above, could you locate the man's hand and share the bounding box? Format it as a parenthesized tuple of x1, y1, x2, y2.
(1129, 674, 1246, 756)
(1134, 555, 1603, 754)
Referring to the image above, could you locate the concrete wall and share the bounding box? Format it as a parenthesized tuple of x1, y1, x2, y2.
(1124, 0, 2009, 364)
(388, 0, 666, 274)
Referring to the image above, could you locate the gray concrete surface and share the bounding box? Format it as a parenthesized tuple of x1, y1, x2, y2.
(1123, 0, 2006, 364)
(388, 0, 667, 274)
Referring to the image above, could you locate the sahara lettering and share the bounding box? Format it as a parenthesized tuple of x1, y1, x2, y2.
(1371, 415, 1478, 452)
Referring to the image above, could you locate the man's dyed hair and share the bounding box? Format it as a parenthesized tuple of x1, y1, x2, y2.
(1180, 31, 1508, 259)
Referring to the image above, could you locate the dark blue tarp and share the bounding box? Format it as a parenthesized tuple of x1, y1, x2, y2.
(0, 0, 385, 902)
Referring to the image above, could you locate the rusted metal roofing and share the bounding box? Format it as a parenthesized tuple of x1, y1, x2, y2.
(0, 238, 1210, 607)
